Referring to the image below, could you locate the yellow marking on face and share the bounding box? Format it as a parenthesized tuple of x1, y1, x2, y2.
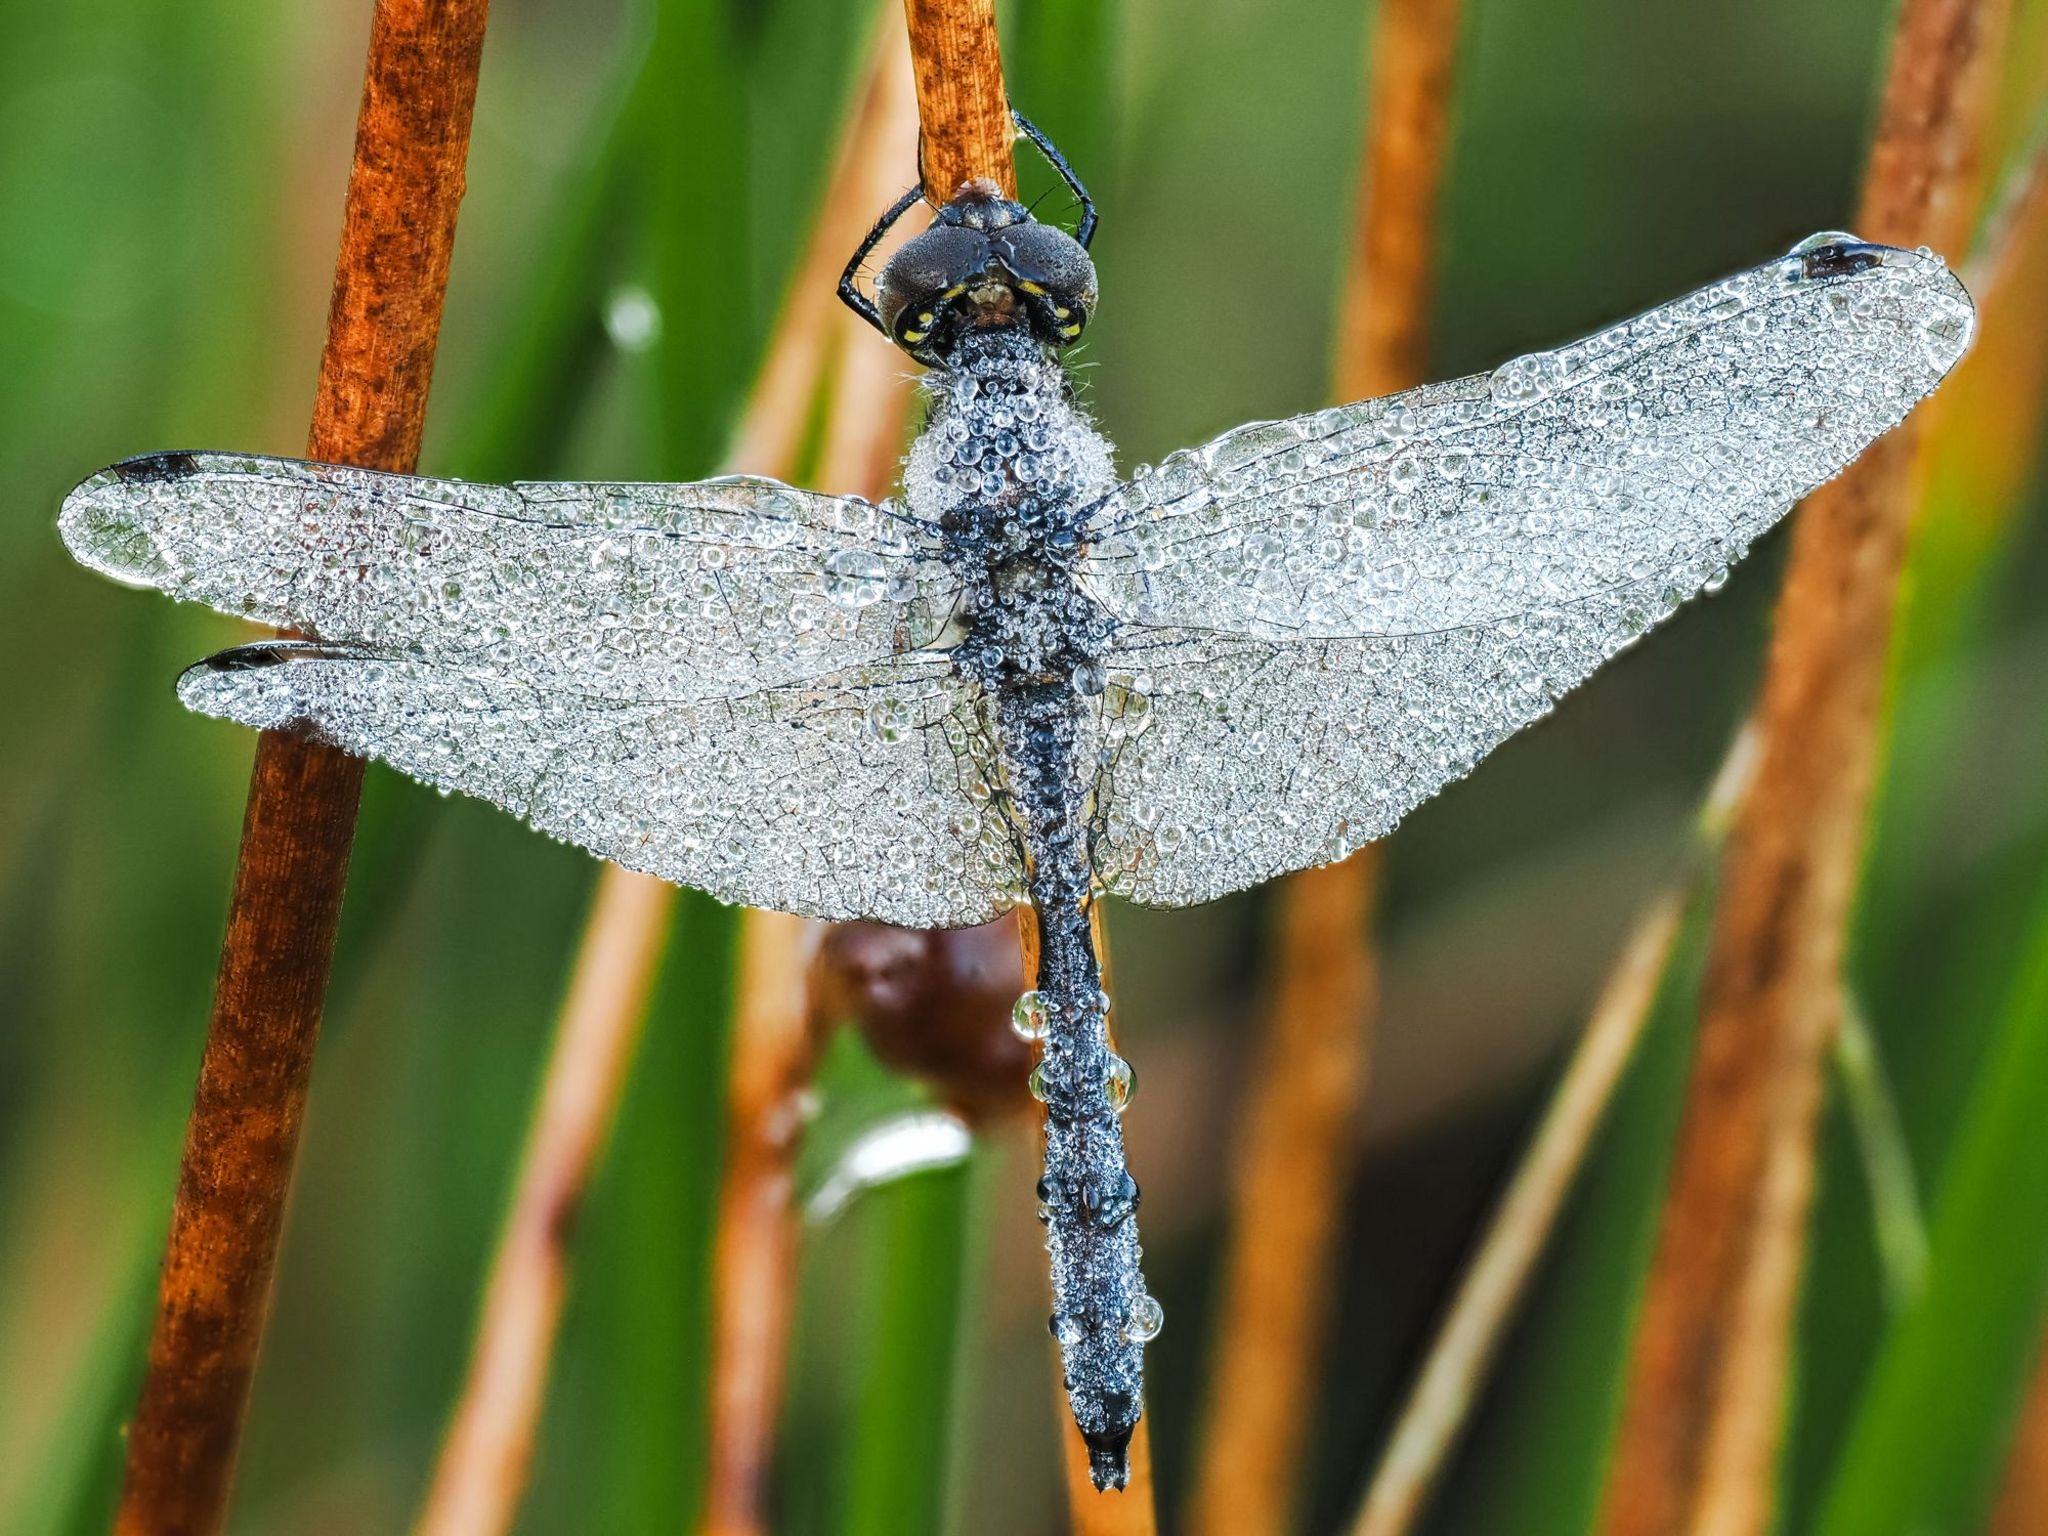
(1054, 306, 1071, 320)
(1060, 323, 1082, 339)
(1016, 279, 1048, 295)
(918, 311, 934, 325)
(903, 330, 928, 344)
(940, 283, 968, 299)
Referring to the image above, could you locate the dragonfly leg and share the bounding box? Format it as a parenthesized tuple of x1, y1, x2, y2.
(837, 182, 928, 334)
(1011, 110, 1097, 249)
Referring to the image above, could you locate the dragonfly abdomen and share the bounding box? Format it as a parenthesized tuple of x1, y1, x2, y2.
(907, 325, 1153, 1489)
(999, 678, 1152, 1492)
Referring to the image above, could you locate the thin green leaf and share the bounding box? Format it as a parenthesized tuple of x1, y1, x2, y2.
(1832, 992, 1931, 1312)
(1814, 874, 2048, 1536)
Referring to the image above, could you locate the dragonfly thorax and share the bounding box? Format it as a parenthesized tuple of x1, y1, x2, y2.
(909, 328, 1117, 693)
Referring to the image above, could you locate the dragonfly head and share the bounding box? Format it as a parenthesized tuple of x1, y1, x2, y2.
(877, 181, 1096, 366)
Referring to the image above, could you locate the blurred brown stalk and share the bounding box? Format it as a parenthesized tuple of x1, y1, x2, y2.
(1992, 1336, 2048, 1535)
(1348, 726, 1761, 1536)
(116, 3, 492, 1532)
(1597, 2, 2011, 1533)
(698, 36, 922, 1531)
(697, 911, 826, 1536)
(1187, 1, 1462, 1532)
(1962, 130, 2048, 1536)
(413, 31, 917, 1536)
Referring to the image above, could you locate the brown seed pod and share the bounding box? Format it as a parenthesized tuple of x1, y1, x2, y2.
(811, 913, 1033, 1125)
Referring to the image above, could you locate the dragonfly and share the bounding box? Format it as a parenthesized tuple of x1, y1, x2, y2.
(58, 116, 1974, 1489)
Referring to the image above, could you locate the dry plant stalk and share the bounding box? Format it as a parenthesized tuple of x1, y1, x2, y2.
(414, 34, 919, 1536)
(698, 911, 826, 1536)
(1598, 3, 2010, 1533)
(1356, 892, 1689, 1536)
(902, 0, 1014, 201)
(1187, 2, 1461, 1532)
(115, 4, 491, 1531)
(698, 42, 922, 1531)
(1991, 1336, 2048, 1536)
(414, 869, 671, 1536)
(1348, 722, 1761, 1536)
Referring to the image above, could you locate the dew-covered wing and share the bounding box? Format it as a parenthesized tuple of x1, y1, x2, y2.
(179, 640, 1023, 927)
(1079, 239, 1973, 642)
(1089, 586, 1660, 907)
(60, 453, 956, 699)
(1083, 239, 1976, 908)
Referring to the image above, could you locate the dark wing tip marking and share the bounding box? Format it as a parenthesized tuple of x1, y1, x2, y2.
(108, 450, 205, 486)
(189, 639, 372, 675)
(1798, 241, 1886, 280)
(59, 455, 215, 583)
(176, 640, 379, 748)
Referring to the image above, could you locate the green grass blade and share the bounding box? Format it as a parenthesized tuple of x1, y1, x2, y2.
(446, 60, 650, 485)
(840, 1158, 986, 1536)
(1832, 992, 1931, 1312)
(1812, 875, 2048, 1536)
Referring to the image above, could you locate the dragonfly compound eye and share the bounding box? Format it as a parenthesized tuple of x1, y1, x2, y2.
(990, 220, 1097, 347)
(877, 212, 1098, 363)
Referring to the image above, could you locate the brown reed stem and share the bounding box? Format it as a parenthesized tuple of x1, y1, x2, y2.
(1348, 726, 1761, 1536)
(699, 911, 827, 1536)
(1187, 4, 1461, 1532)
(114, 5, 490, 1532)
(1334, 0, 1465, 405)
(414, 32, 918, 1535)
(697, 38, 922, 1530)
(1596, 4, 2009, 1533)
(1991, 1332, 2048, 1536)
(413, 868, 672, 1536)
(902, 0, 1015, 201)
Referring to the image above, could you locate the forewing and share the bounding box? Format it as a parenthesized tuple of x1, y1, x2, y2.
(179, 641, 1023, 927)
(1086, 240, 1976, 908)
(1080, 241, 1973, 640)
(60, 454, 956, 698)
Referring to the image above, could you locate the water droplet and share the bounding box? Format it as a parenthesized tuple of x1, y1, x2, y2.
(1105, 1054, 1136, 1112)
(1027, 1063, 1050, 1102)
(1012, 989, 1051, 1041)
(603, 284, 663, 352)
(822, 548, 889, 609)
(1489, 349, 1567, 406)
(865, 696, 913, 744)
(1789, 229, 1860, 255)
(1920, 305, 1972, 371)
(1124, 1294, 1165, 1343)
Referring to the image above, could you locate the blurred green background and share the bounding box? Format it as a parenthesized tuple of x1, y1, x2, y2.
(2, 0, 2045, 1531)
